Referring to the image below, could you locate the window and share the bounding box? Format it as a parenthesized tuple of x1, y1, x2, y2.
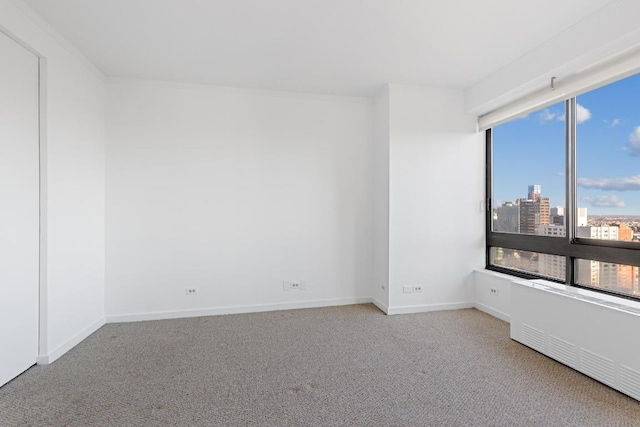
(575, 260, 640, 297)
(487, 75, 640, 300)
(492, 102, 565, 236)
(576, 74, 640, 241)
(490, 247, 565, 281)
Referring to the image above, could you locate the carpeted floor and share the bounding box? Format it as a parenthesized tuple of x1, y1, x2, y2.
(1, 304, 638, 426)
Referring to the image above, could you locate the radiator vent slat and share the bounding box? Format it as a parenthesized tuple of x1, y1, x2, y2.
(620, 365, 640, 401)
(547, 335, 576, 368)
(580, 348, 615, 386)
(521, 324, 546, 353)
(511, 281, 640, 403)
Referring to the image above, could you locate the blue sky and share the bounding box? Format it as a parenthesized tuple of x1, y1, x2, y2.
(493, 73, 640, 216)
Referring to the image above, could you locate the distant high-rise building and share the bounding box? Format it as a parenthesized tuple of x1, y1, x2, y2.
(518, 199, 539, 234)
(518, 184, 549, 235)
(538, 225, 566, 279)
(546, 206, 587, 227)
(538, 253, 566, 280)
(539, 224, 565, 237)
(538, 224, 630, 287)
(617, 223, 634, 241)
(550, 206, 565, 225)
(495, 202, 520, 233)
(577, 225, 618, 240)
(539, 197, 550, 226)
(528, 185, 541, 200)
(577, 259, 638, 295)
(577, 207, 588, 227)
(575, 225, 637, 295)
(614, 264, 639, 293)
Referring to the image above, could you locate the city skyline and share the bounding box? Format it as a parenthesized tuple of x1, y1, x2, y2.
(493, 73, 640, 216)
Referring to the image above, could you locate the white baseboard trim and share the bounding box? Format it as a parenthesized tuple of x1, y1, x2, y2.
(37, 317, 106, 365)
(31, 299, 493, 364)
(474, 302, 511, 323)
(387, 301, 474, 315)
(370, 298, 389, 314)
(107, 297, 373, 323)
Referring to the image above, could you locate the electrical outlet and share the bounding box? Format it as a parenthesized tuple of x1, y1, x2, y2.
(284, 280, 306, 291)
(490, 288, 499, 296)
(185, 288, 198, 295)
(413, 285, 423, 293)
(403, 285, 414, 294)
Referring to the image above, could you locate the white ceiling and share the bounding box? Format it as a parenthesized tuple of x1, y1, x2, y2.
(23, 0, 618, 96)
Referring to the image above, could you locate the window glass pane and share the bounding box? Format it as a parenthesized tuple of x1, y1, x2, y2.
(576, 74, 640, 242)
(575, 259, 640, 297)
(490, 247, 565, 281)
(492, 102, 566, 236)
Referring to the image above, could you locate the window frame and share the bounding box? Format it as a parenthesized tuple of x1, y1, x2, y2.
(486, 98, 640, 300)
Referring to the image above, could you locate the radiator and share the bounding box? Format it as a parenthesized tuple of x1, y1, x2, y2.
(510, 279, 640, 401)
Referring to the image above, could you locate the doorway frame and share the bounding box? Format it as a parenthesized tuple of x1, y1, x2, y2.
(0, 24, 48, 364)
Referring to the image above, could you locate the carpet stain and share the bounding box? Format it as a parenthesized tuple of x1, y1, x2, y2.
(284, 381, 320, 396)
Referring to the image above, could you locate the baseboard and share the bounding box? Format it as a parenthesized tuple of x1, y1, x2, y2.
(386, 301, 474, 315)
(32, 300, 487, 363)
(474, 302, 511, 323)
(107, 297, 373, 323)
(37, 317, 106, 365)
(370, 298, 389, 314)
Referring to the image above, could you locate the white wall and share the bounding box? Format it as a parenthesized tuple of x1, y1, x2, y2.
(372, 86, 390, 312)
(473, 269, 512, 322)
(387, 85, 484, 314)
(0, 0, 106, 363)
(105, 81, 373, 320)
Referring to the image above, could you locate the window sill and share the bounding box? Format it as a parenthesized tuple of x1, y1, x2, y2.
(512, 277, 640, 316)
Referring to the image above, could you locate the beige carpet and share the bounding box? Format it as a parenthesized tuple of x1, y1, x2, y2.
(1, 304, 638, 426)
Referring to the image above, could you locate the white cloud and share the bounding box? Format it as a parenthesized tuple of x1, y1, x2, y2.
(627, 126, 640, 156)
(577, 174, 640, 191)
(580, 195, 626, 208)
(538, 109, 556, 122)
(576, 104, 591, 124)
(604, 118, 621, 128)
(538, 104, 591, 123)
(551, 105, 589, 123)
